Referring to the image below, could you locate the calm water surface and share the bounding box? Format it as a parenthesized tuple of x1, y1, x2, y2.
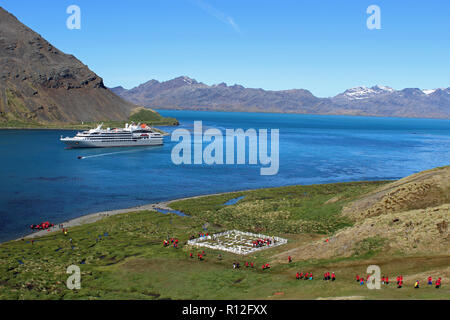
(0, 110, 449, 242)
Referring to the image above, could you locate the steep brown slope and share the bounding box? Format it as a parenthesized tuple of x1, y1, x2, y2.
(274, 166, 450, 261)
(283, 204, 449, 261)
(0, 7, 135, 124)
(342, 166, 450, 221)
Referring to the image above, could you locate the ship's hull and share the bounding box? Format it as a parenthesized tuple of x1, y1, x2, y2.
(61, 138, 163, 148)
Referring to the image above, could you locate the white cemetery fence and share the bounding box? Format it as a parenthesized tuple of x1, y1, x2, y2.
(187, 230, 288, 255)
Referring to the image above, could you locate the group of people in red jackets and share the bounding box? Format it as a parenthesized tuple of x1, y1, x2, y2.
(184, 245, 444, 291)
(356, 274, 387, 286)
(231, 261, 259, 269)
(261, 263, 270, 270)
(355, 274, 442, 289)
(252, 238, 272, 248)
(189, 250, 207, 260)
(323, 271, 336, 281)
(163, 237, 179, 248)
(30, 221, 54, 230)
(426, 276, 442, 289)
(296, 272, 314, 280)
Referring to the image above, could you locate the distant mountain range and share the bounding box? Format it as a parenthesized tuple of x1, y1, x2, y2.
(2, 4, 446, 123)
(0, 7, 137, 124)
(112, 77, 450, 119)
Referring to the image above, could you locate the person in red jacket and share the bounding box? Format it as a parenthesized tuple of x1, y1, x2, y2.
(189, 253, 193, 258)
(356, 275, 360, 283)
(396, 276, 400, 285)
(304, 272, 309, 280)
(428, 276, 433, 285)
(331, 272, 336, 282)
(386, 276, 389, 285)
(435, 277, 442, 289)
(288, 256, 292, 263)
(296, 272, 300, 280)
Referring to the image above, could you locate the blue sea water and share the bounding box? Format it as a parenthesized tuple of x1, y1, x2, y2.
(153, 208, 189, 217)
(224, 196, 246, 206)
(0, 110, 449, 242)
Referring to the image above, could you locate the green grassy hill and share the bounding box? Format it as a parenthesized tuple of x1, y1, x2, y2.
(1, 168, 448, 300)
(0, 107, 178, 130)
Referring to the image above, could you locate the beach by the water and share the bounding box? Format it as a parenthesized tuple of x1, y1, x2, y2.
(15, 190, 245, 242)
(1, 110, 449, 242)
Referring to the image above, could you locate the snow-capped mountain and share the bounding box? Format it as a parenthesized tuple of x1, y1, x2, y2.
(111, 78, 450, 119)
(422, 88, 450, 96)
(423, 89, 438, 95)
(336, 85, 395, 101)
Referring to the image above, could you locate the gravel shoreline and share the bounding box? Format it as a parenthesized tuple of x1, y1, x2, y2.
(10, 190, 245, 243)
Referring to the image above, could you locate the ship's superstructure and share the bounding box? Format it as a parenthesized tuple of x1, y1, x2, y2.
(60, 123, 163, 148)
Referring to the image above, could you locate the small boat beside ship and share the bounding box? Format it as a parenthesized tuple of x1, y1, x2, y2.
(60, 123, 163, 148)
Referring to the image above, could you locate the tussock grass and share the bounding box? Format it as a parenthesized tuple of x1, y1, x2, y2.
(170, 182, 388, 234)
(1, 180, 448, 300)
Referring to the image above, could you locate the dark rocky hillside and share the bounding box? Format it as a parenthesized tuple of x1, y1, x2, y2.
(0, 7, 137, 124)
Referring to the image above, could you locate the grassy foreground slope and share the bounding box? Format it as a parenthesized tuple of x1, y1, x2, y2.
(0, 169, 448, 300)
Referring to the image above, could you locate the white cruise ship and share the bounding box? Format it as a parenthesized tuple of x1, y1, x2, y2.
(60, 123, 163, 148)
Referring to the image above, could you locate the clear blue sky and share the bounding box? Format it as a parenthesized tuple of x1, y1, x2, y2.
(1, 0, 449, 97)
